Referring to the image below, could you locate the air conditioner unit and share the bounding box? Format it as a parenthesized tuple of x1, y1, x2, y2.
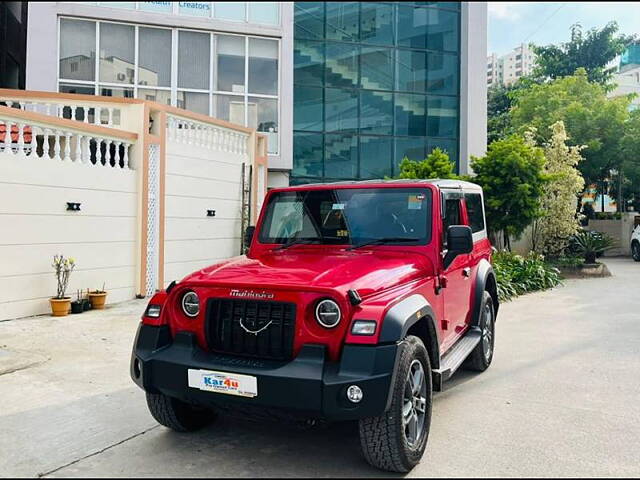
(140, 80, 148, 85)
(117, 73, 126, 81)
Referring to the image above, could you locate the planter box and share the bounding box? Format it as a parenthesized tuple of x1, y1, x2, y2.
(557, 262, 611, 279)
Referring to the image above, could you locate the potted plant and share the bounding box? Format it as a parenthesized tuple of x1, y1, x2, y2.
(571, 230, 616, 264)
(82, 289, 91, 311)
(71, 289, 84, 314)
(88, 283, 108, 310)
(50, 255, 75, 317)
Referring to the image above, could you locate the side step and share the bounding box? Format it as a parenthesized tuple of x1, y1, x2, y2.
(432, 327, 481, 392)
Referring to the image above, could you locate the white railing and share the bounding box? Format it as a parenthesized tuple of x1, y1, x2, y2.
(166, 114, 250, 156)
(0, 108, 136, 169)
(0, 97, 127, 128)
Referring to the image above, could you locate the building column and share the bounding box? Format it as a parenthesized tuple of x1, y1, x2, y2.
(459, 2, 488, 176)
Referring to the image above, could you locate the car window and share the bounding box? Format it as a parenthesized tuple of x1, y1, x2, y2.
(259, 188, 433, 245)
(465, 193, 485, 233)
(442, 198, 461, 247)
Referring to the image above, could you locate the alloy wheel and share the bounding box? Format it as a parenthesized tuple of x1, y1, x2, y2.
(482, 303, 494, 362)
(403, 359, 427, 448)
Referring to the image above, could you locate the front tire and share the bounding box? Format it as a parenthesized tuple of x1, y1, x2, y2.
(358, 335, 432, 473)
(632, 241, 640, 262)
(146, 392, 215, 432)
(465, 291, 495, 372)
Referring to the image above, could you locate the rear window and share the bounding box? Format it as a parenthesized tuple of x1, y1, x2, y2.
(465, 193, 485, 233)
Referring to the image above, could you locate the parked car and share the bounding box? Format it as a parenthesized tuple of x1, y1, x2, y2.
(631, 225, 640, 261)
(130, 179, 499, 473)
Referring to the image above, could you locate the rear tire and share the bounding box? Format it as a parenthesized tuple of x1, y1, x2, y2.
(632, 241, 640, 262)
(465, 291, 495, 372)
(358, 335, 432, 473)
(146, 392, 215, 432)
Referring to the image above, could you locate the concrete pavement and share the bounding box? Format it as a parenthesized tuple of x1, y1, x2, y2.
(1, 258, 639, 477)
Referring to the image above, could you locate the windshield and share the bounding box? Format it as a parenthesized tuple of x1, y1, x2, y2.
(258, 187, 432, 245)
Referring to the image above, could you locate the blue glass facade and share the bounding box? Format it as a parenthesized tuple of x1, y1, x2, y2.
(293, 2, 461, 184)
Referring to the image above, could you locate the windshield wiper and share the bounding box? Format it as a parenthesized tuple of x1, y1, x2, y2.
(347, 237, 419, 251)
(273, 238, 320, 251)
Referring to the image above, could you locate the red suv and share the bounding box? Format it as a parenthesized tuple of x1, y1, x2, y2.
(131, 179, 498, 472)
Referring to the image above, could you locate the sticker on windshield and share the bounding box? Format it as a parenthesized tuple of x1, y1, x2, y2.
(337, 229, 348, 237)
(407, 194, 424, 210)
(332, 203, 345, 210)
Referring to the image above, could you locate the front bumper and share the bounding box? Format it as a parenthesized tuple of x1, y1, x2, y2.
(131, 323, 399, 421)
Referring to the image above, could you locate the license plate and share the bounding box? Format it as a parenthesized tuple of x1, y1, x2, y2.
(187, 369, 258, 398)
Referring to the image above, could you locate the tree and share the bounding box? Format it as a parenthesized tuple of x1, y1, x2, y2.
(530, 121, 585, 255)
(487, 83, 514, 144)
(470, 135, 547, 250)
(620, 108, 640, 210)
(533, 22, 636, 86)
(510, 69, 632, 197)
(396, 148, 457, 179)
(487, 77, 539, 144)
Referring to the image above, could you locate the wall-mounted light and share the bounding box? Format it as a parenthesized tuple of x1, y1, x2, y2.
(207, 210, 216, 217)
(66, 202, 81, 211)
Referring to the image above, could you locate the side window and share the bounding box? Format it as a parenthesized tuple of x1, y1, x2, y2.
(442, 198, 461, 247)
(444, 199, 461, 230)
(465, 193, 485, 233)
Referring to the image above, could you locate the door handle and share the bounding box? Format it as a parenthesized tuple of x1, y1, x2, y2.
(462, 267, 471, 278)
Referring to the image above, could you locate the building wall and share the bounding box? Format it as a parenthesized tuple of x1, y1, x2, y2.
(0, 2, 28, 89)
(487, 43, 536, 88)
(610, 65, 640, 110)
(459, 1, 487, 175)
(0, 156, 138, 320)
(25, 1, 293, 180)
(25, 2, 486, 190)
(291, 2, 485, 183)
(163, 138, 246, 286)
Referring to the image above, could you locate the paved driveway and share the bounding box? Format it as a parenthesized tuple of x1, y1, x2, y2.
(1, 258, 639, 477)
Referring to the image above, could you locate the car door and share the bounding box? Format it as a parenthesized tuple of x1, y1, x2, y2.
(441, 191, 473, 344)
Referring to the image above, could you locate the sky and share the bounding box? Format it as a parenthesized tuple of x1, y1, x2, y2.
(488, 2, 640, 56)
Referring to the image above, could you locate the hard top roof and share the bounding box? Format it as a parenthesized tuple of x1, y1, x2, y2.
(283, 178, 482, 191)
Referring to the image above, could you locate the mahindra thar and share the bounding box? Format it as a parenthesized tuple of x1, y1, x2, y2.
(131, 179, 499, 472)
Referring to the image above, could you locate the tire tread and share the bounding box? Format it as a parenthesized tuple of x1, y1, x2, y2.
(359, 336, 431, 473)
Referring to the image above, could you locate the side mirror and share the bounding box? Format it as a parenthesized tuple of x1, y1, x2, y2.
(443, 225, 473, 269)
(244, 226, 256, 250)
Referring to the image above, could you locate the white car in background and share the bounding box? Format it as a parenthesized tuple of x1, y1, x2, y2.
(632, 225, 640, 261)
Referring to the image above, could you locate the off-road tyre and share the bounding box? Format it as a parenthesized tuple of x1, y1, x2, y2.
(146, 392, 215, 432)
(632, 241, 640, 262)
(358, 335, 432, 473)
(465, 291, 495, 372)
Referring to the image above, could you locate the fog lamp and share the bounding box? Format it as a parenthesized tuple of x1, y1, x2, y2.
(347, 385, 363, 403)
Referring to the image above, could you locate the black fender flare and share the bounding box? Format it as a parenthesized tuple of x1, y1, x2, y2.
(378, 294, 438, 345)
(378, 294, 440, 411)
(472, 259, 499, 327)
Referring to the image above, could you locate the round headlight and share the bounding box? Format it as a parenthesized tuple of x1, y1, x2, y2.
(181, 291, 200, 318)
(315, 299, 341, 328)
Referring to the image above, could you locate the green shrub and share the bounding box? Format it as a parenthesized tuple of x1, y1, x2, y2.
(593, 212, 622, 220)
(548, 254, 585, 268)
(492, 251, 562, 302)
(568, 230, 617, 263)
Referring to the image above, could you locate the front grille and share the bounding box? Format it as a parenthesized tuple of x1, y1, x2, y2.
(205, 298, 296, 361)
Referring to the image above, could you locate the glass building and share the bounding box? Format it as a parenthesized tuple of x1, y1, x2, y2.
(292, 2, 461, 184)
(25, 2, 486, 188)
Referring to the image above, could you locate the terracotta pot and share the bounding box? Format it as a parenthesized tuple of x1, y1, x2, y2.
(88, 292, 107, 309)
(50, 297, 71, 317)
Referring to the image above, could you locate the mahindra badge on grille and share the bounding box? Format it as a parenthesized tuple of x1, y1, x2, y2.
(229, 289, 275, 300)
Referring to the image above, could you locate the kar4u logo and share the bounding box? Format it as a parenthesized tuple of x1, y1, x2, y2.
(203, 375, 239, 389)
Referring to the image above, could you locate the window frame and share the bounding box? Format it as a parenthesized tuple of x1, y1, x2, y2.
(464, 190, 487, 241)
(57, 16, 281, 156)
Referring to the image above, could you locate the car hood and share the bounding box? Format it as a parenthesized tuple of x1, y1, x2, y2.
(180, 248, 435, 299)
